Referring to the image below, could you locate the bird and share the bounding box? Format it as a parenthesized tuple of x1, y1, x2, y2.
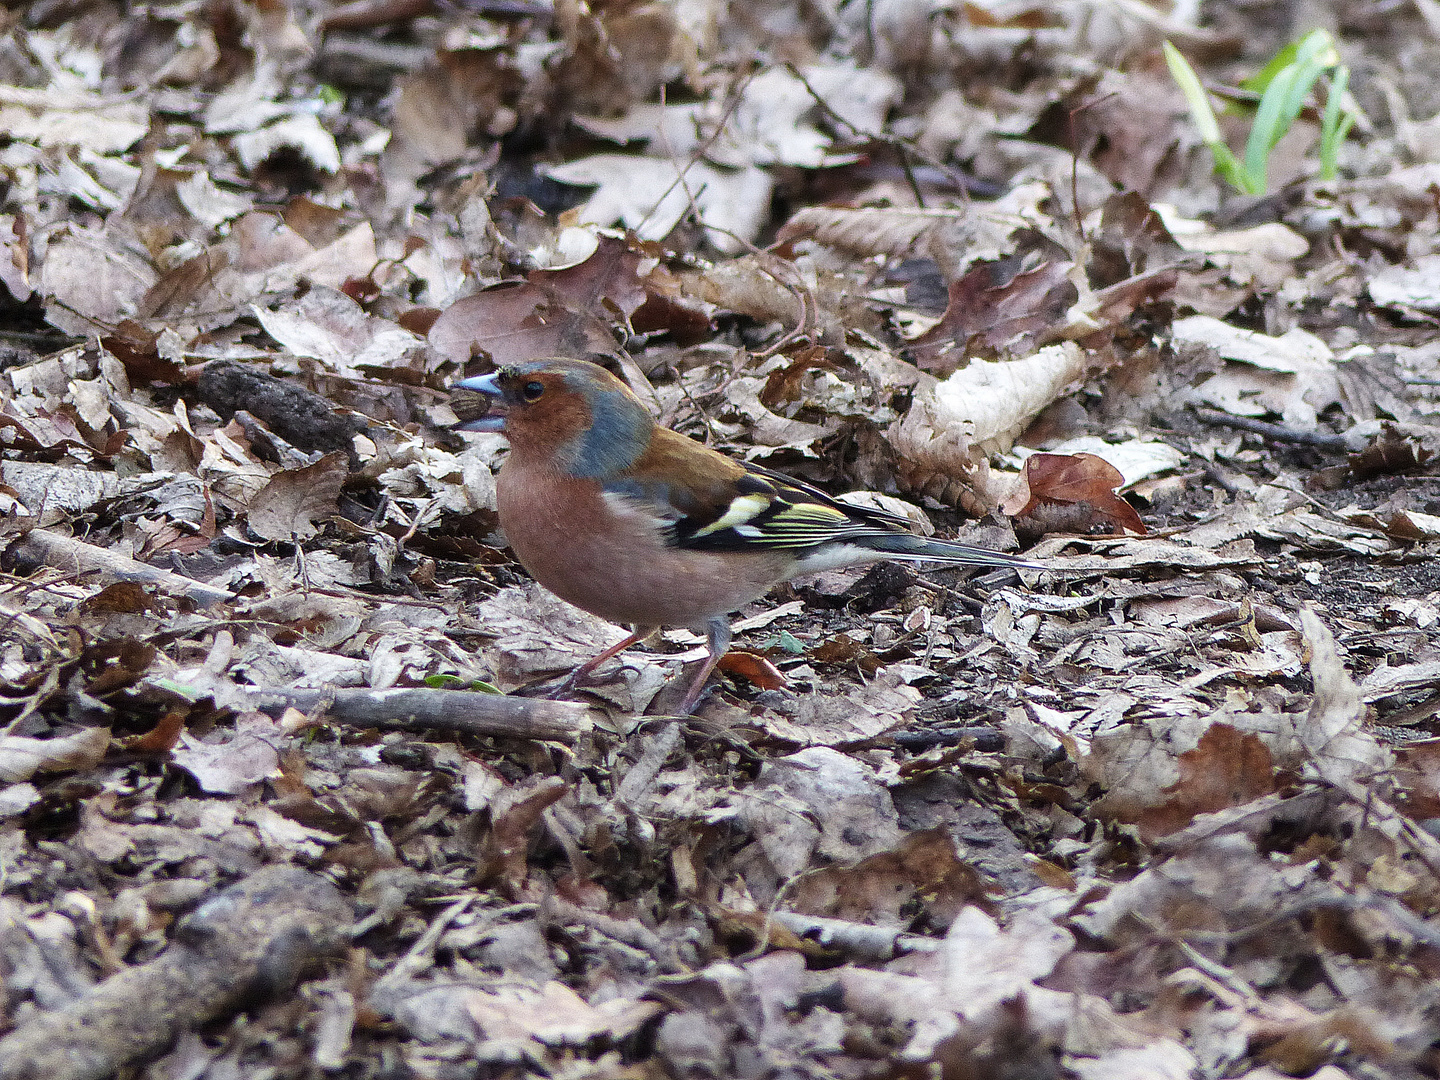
(453, 357, 1034, 713)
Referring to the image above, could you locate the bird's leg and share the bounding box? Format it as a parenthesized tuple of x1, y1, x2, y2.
(677, 617, 732, 715)
(550, 626, 653, 699)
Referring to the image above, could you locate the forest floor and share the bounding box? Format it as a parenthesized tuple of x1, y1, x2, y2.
(4, 1, 1440, 1077)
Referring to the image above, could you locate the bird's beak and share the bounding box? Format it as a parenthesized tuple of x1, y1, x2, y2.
(452, 373, 506, 432)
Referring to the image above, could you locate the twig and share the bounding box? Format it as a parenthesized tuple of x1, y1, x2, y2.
(375, 896, 473, 984)
(247, 685, 594, 741)
(0, 329, 82, 349)
(1179, 892, 1440, 952)
(634, 69, 756, 241)
(7, 529, 235, 608)
(0, 867, 351, 1080)
(1199, 460, 1241, 496)
(783, 61, 963, 203)
(1192, 407, 1350, 451)
(891, 726, 1005, 752)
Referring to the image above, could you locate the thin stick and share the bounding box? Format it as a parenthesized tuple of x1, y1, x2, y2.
(1192, 407, 1349, 451)
(249, 685, 594, 741)
(9, 529, 235, 608)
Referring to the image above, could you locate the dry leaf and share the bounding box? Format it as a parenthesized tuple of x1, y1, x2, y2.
(887, 343, 1089, 510)
(908, 259, 1078, 374)
(1004, 452, 1149, 536)
(0, 726, 110, 783)
(545, 155, 773, 250)
(247, 452, 348, 541)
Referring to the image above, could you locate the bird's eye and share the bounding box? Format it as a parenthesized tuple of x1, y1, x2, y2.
(521, 381, 545, 402)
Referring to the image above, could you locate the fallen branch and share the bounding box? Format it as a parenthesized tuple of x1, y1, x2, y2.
(254, 685, 595, 741)
(0, 865, 352, 1080)
(1192, 407, 1349, 451)
(6, 529, 235, 609)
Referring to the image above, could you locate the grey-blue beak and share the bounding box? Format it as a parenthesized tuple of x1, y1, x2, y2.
(453, 372, 505, 432)
(456, 373, 501, 394)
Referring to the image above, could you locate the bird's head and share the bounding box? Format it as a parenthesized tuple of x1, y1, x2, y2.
(452, 358, 653, 478)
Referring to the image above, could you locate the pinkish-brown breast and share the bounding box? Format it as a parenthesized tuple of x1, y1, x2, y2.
(495, 464, 794, 631)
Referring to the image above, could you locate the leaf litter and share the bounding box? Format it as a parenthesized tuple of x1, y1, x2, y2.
(4, 0, 1440, 1077)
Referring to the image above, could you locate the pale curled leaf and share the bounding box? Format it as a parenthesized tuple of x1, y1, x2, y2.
(887, 343, 1088, 510)
(1173, 313, 1333, 373)
(779, 181, 1051, 276)
(175, 170, 254, 229)
(573, 64, 901, 170)
(1, 460, 122, 514)
(1368, 254, 1440, 313)
(0, 726, 110, 783)
(545, 155, 772, 250)
(676, 255, 806, 327)
(1296, 606, 1392, 785)
(1174, 315, 1343, 428)
(1064, 1038, 1199, 1080)
(232, 114, 341, 174)
(1360, 660, 1440, 702)
(1342, 506, 1440, 541)
(758, 669, 921, 747)
(0, 85, 148, 152)
(252, 286, 424, 376)
(939, 907, 1075, 1016)
(0, 215, 29, 302)
(464, 981, 662, 1047)
(170, 714, 287, 796)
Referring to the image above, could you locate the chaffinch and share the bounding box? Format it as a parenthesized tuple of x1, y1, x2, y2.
(455, 357, 1032, 713)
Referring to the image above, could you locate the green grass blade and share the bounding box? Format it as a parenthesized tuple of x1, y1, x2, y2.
(1244, 38, 1302, 95)
(1278, 31, 1339, 138)
(1167, 31, 1353, 195)
(1319, 65, 1352, 179)
(1244, 63, 1300, 192)
(1165, 40, 1248, 188)
(1163, 41, 1223, 144)
(1210, 143, 1251, 192)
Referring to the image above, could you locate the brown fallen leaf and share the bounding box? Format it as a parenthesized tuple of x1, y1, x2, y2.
(100, 320, 186, 387)
(134, 484, 216, 559)
(908, 258, 1078, 375)
(1349, 421, 1434, 479)
(810, 632, 883, 675)
(1003, 452, 1147, 536)
(1132, 722, 1280, 841)
(246, 451, 348, 542)
(430, 235, 651, 371)
(715, 650, 787, 691)
(121, 711, 187, 754)
(428, 280, 618, 368)
(78, 581, 157, 615)
(528, 233, 647, 319)
(82, 637, 158, 696)
(788, 829, 996, 928)
(477, 774, 570, 897)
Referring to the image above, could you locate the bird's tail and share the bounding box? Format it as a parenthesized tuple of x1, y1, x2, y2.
(861, 533, 1042, 569)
